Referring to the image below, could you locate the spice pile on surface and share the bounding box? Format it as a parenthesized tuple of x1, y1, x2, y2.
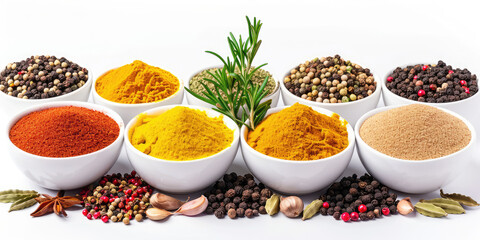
(190, 67, 276, 99)
(130, 106, 234, 161)
(360, 104, 471, 160)
(319, 173, 398, 222)
(95, 60, 179, 104)
(203, 172, 273, 219)
(9, 106, 119, 158)
(386, 60, 478, 103)
(0, 55, 88, 99)
(79, 171, 153, 224)
(247, 103, 348, 161)
(284, 55, 376, 103)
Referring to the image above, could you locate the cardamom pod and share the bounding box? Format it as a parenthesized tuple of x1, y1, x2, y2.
(302, 199, 323, 221)
(414, 202, 448, 218)
(265, 194, 280, 216)
(420, 198, 465, 214)
(440, 189, 479, 207)
(9, 196, 38, 212)
(0, 190, 38, 203)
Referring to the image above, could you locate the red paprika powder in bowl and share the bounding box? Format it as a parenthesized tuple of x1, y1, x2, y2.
(6, 101, 124, 190)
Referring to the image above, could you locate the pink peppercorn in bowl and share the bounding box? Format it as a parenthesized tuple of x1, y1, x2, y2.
(355, 105, 476, 194)
(382, 62, 480, 135)
(5, 101, 125, 190)
(240, 105, 356, 195)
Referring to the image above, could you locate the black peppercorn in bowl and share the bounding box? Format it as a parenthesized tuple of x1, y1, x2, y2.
(382, 61, 480, 134)
(279, 56, 382, 127)
(0, 55, 92, 114)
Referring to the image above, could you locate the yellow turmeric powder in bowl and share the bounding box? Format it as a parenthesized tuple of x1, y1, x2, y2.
(95, 60, 179, 104)
(130, 106, 234, 161)
(247, 103, 349, 161)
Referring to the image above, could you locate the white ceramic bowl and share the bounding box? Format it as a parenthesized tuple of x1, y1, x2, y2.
(382, 63, 480, 134)
(185, 66, 281, 113)
(240, 105, 356, 195)
(355, 105, 476, 194)
(124, 104, 240, 194)
(0, 69, 92, 114)
(92, 69, 184, 123)
(6, 101, 124, 190)
(280, 71, 381, 127)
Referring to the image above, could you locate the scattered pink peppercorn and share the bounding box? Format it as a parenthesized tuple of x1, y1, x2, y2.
(387, 76, 393, 82)
(86, 213, 93, 220)
(382, 207, 390, 216)
(82, 209, 88, 216)
(413, 75, 418, 80)
(429, 84, 436, 91)
(465, 88, 470, 94)
(101, 215, 109, 223)
(448, 70, 454, 74)
(322, 202, 330, 209)
(358, 204, 367, 213)
(460, 80, 467, 86)
(350, 212, 359, 221)
(422, 65, 428, 71)
(418, 89, 426, 97)
(93, 212, 101, 219)
(341, 212, 350, 222)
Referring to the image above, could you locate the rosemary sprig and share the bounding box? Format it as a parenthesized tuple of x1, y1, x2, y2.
(185, 16, 272, 130)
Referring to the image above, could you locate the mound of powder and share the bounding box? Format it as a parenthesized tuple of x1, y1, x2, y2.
(360, 104, 471, 160)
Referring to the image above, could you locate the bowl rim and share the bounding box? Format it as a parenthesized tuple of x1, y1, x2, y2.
(279, 58, 382, 107)
(185, 65, 280, 99)
(6, 101, 125, 160)
(0, 64, 93, 102)
(381, 62, 480, 106)
(92, 66, 184, 107)
(240, 104, 356, 164)
(124, 104, 240, 164)
(354, 104, 477, 163)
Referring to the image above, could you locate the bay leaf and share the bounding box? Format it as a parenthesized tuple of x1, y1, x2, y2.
(9, 196, 38, 212)
(414, 202, 448, 218)
(0, 190, 38, 203)
(420, 198, 465, 214)
(440, 189, 479, 207)
(302, 199, 323, 221)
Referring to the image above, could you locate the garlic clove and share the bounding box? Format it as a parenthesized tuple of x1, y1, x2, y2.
(280, 196, 304, 218)
(176, 195, 208, 216)
(397, 197, 414, 215)
(146, 208, 173, 221)
(149, 193, 184, 211)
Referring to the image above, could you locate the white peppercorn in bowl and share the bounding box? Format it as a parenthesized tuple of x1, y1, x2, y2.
(240, 105, 356, 195)
(355, 105, 476, 194)
(382, 63, 480, 135)
(92, 68, 184, 123)
(280, 62, 381, 127)
(185, 66, 281, 115)
(124, 104, 240, 194)
(6, 101, 124, 190)
(0, 62, 92, 115)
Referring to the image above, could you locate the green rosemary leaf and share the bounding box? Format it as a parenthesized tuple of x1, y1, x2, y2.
(205, 51, 228, 66)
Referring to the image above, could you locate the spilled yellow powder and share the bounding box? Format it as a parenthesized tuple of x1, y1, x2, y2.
(130, 106, 234, 161)
(95, 60, 179, 104)
(247, 103, 349, 161)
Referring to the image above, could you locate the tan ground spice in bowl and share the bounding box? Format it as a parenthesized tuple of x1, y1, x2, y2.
(359, 104, 471, 160)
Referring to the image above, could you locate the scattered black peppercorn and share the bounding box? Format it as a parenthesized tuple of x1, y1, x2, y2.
(204, 172, 273, 219)
(319, 173, 397, 222)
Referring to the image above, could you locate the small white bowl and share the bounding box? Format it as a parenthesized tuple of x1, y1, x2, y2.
(6, 101, 124, 190)
(92, 68, 184, 123)
(185, 66, 281, 113)
(240, 105, 355, 195)
(0, 70, 92, 114)
(280, 71, 381, 127)
(355, 105, 476, 194)
(124, 104, 240, 194)
(382, 63, 480, 134)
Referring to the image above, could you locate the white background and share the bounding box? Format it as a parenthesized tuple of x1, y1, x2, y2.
(1, 0, 479, 239)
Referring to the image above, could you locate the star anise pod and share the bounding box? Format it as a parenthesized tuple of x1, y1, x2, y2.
(30, 190, 83, 217)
